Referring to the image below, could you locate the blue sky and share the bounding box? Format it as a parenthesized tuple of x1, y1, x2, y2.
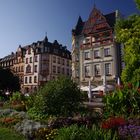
(0, 0, 139, 58)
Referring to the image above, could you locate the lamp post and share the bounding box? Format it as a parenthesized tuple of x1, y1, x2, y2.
(117, 77, 120, 85)
(88, 77, 93, 102)
(103, 62, 106, 94)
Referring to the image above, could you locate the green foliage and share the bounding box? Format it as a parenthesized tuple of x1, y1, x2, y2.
(28, 76, 82, 118)
(9, 92, 26, 111)
(10, 92, 24, 102)
(135, 0, 140, 9)
(0, 127, 25, 140)
(54, 124, 119, 140)
(115, 6, 140, 83)
(103, 83, 140, 117)
(0, 68, 20, 92)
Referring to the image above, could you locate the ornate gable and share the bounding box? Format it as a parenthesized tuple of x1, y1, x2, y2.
(82, 7, 110, 35)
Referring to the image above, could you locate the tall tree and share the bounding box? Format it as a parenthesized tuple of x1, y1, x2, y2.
(115, 0, 140, 83)
(0, 68, 20, 92)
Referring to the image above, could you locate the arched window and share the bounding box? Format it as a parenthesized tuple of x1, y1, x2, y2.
(34, 76, 37, 83)
(25, 77, 28, 83)
(26, 65, 31, 73)
(29, 77, 32, 83)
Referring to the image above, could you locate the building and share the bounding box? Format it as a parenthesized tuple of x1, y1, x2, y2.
(13, 46, 26, 90)
(0, 36, 71, 94)
(72, 6, 122, 87)
(0, 52, 15, 71)
(22, 36, 71, 93)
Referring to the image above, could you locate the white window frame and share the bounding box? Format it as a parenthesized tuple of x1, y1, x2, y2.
(94, 50, 100, 58)
(85, 65, 90, 77)
(105, 63, 111, 75)
(85, 51, 90, 60)
(104, 48, 111, 57)
(94, 64, 101, 76)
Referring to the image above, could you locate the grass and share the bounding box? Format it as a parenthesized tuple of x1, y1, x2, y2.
(0, 127, 26, 140)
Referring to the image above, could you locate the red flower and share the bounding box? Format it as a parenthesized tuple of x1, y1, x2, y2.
(101, 117, 126, 129)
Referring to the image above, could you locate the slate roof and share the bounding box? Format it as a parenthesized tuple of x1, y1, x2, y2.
(104, 12, 116, 28)
(72, 16, 85, 36)
(73, 8, 116, 36)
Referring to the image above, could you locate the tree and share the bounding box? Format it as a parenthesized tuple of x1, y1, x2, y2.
(29, 76, 82, 117)
(115, 0, 140, 84)
(0, 68, 20, 92)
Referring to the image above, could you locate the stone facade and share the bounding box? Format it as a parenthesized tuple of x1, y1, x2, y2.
(72, 7, 122, 87)
(0, 36, 71, 94)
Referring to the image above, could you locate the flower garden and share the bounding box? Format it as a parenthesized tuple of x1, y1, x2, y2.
(0, 77, 140, 140)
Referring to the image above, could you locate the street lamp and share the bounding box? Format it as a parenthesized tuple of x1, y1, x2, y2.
(88, 76, 93, 102)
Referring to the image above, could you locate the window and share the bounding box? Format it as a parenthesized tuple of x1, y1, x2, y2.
(34, 65, 37, 72)
(62, 59, 65, 65)
(45, 47, 49, 52)
(76, 69, 79, 77)
(26, 65, 31, 73)
(57, 66, 60, 74)
(58, 58, 60, 64)
(94, 50, 100, 58)
(25, 77, 28, 83)
(30, 57, 32, 63)
(105, 63, 111, 75)
(53, 65, 56, 73)
(29, 77, 32, 83)
(26, 58, 28, 64)
(104, 48, 111, 57)
(54, 48, 58, 54)
(53, 56, 56, 63)
(34, 76, 37, 83)
(18, 66, 20, 72)
(67, 68, 69, 75)
(85, 52, 90, 60)
(34, 56, 38, 62)
(62, 67, 65, 74)
(94, 64, 101, 76)
(85, 66, 90, 77)
(67, 60, 69, 66)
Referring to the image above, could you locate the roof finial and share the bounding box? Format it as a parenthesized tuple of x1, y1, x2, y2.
(44, 32, 48, 42)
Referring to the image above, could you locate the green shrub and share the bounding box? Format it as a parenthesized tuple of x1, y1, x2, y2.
(54, 124, 119, 140)
(103, 82, 140, 117)
(28, 76, 82, 118)
(10, 92, 25, 103)
(0, 127, 25, 140)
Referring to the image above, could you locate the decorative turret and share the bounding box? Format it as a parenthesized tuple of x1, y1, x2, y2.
(44, 35, 48, 43)
(72, 16, 84, 36)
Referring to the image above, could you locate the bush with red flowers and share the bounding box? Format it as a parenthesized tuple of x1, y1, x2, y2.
(101, 116, 126, 130)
